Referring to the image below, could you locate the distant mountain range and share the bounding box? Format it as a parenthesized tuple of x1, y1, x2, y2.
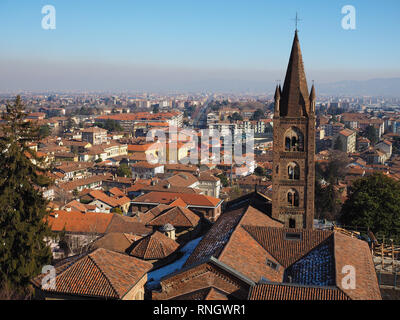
(316, 78, 400, 97)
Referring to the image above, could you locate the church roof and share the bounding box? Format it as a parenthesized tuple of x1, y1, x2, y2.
(280, 31, 310, 117)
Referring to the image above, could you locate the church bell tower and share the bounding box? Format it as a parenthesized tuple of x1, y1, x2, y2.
(271, 31, 316, 229)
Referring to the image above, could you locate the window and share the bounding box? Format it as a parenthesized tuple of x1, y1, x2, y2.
(287, 189, 299, 207)
(284, 127, 304, 152)
(266, 259, 279, 271)
(287, 162, 300, 180)
(289, 218, 296, 229)
(285, 232, 302, 241)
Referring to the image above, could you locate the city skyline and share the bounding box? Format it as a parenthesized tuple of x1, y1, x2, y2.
(0, 0, 399, 93)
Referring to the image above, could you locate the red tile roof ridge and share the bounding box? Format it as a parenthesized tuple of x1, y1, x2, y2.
(87, 250, 119, 298)
(241, 225, 333, 267)
(249, 282, 350, 300)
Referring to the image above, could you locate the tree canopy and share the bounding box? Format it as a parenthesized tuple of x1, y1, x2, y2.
(38, 124, 51, 139)
(315, 181, 341, 221)
(315, 150, 349, 184)
(340, 173, 400, 241)
(116, 164, 132, 178)
(251, 109, 265, 121)
(363, 125, 378, 146)
(94, 119, 123, 133)
(0, 96, 52, 294)
(229, 112, 243, 122)
(254, 166, 266, 177)
(333, 137, 344, 152)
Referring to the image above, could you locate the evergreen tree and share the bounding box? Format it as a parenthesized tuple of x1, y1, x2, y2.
(0, 96, 52, 293)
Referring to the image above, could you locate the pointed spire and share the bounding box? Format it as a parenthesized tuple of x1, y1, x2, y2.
(280, 31, 310, 117)
(310, 83, 316, 101)
(274, 85, 281, 100)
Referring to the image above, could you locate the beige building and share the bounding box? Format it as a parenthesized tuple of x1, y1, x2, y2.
(334, 129, 356, 153)
(82, 127, 108, 145)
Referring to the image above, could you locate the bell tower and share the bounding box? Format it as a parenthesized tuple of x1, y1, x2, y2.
(271, 31, 316, 229)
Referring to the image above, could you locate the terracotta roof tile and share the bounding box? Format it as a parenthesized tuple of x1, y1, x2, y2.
(242, 225, 332, 267)
(333, 232, 381, 300)
(146, 206, 200, 228)
(47, 210, 113, 234)
(128, 231, 179, 260)
(91, 232, 141, 253)
(132, 191, 222, 208)
(105, 214, 152, 236)
(249, 283, 349, 300)
(32, 248, 152, 299)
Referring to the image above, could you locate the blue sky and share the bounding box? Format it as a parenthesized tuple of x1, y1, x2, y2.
(0, 0, 399, 92)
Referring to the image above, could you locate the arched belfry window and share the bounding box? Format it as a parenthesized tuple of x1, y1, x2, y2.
(284, 127, 304, 152)
(288, 162, 300, 180)
(287, 189, 299, 207)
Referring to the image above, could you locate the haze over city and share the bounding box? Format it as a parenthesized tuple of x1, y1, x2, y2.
(0, 0, 399, 94)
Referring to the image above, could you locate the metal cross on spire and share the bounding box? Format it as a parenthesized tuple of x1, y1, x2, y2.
(293, 12, 302, 31)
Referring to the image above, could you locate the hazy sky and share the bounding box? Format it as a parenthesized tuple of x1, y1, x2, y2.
(0, 0, 399, 93)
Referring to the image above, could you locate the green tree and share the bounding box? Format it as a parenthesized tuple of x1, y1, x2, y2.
(65, 117, 75, 131)
(72, 189, 79, 198)
(217, 173, 229, 187)
(95, 119, 123, 133)
(251, 109, 265, 121)
(38, 124, 51, 139)
(0, 96, 52, 294)
(229, 112, 243, 122)
(333, 137, 344, 152)
(363, 125, 378, 146)
(316, 151, 349, 184)
(315, 181, 341, 221)
(254, 166, 265, 177)
(116, 164, 132, 178)
(152, 105, 160, 114)
(339, 173, 400, 241)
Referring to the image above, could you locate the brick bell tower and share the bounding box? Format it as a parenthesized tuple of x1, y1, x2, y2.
(271, 30, 316, 229)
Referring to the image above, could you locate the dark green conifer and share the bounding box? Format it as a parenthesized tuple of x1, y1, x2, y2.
(0, 96, 52, 294)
